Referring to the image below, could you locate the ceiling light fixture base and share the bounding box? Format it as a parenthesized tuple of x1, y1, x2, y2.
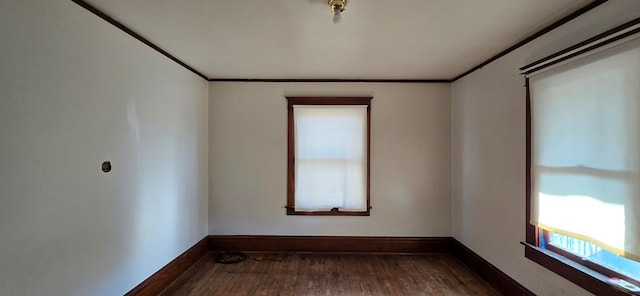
(328, 0, 347, 24)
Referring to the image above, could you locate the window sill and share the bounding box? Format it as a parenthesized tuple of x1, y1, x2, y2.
(286, 207, 370, 216)
(521, 242, 639, 295)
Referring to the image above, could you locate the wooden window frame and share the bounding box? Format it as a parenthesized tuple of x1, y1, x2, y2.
(524, 77, 640, 296)
(541, 230, 640, 288)
(286, 97, 372, 216)
(522, 18, 640, 295)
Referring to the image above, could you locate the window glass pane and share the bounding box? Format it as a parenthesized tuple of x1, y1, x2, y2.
(530, 37, 640, 259)
(293, 105, 367, 211)
(549, 232, 640, 281)
(295, 106, 365, 159)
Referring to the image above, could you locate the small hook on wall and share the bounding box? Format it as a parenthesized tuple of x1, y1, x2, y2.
(101, 161, 111, 173)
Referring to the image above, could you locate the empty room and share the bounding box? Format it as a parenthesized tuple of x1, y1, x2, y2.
(2, 0, 640, 295)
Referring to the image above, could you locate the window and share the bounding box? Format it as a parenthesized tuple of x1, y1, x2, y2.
(286, 97, 372, 216)
(523, 19, 640, 295)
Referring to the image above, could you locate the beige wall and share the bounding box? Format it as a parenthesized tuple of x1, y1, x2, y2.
(5, 1, 638, 295)
(209, 82, 451, 236)
(0, 1, 208, 295)
(451, 1, 640, 295)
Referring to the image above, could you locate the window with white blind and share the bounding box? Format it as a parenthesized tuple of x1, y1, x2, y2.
(286, 97, 371, 216)
(523, 19, 640, 294)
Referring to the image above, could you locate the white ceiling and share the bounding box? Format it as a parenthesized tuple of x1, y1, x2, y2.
(84, 0, 592, 80)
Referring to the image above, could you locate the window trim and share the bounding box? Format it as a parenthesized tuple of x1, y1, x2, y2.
(524, 77, 640, 295)
(522, 78, 637, 295)
(286, 96, 372, 216)
(541, 230, 640, 288)
(523, 18, 640, 296)
(522, 242, 635, 296)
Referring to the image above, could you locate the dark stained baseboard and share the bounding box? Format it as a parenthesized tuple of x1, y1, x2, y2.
(209, 235, 452, 253)
(125, 237, 209, 296)
(451, 239, 535, 296)
(210, 235, 534, 295)
(125, 236, 536, 295)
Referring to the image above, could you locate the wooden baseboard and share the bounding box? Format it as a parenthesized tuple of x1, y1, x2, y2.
(209, 235, 452, 253)
(124, 236, 536, 296)
(125, 237, 209, 296)
(451, 239, 534, 296)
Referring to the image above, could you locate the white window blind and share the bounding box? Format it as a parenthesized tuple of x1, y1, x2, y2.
(293, 105, 367, 211)
(530, 36, 640, 260)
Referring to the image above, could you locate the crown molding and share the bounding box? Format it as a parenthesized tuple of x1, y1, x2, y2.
(452, 0, 607, 82)
(72, 0, 607, 83)
(208, 78, 452, 83)
(71, 0, 208, 80)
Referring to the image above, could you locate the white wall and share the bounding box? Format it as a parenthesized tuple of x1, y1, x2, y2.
(0, 1, 208, 295)
(451, 1, 640, 295)
(209, 82, 451, 236)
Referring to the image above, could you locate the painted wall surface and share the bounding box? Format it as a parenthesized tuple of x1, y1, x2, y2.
(0, 1, 208, 295)
(209, 82, 451, 236)
(451, 1, 640, 295)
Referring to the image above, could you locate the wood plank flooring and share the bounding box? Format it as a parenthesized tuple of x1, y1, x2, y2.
(159, 252, 501, 295)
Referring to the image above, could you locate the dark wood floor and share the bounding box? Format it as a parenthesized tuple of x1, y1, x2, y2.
(159, 252, 500, 295)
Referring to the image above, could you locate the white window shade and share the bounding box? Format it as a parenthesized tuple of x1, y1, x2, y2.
(530, 36, 640, 260)
(293, 105, 367, 211)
